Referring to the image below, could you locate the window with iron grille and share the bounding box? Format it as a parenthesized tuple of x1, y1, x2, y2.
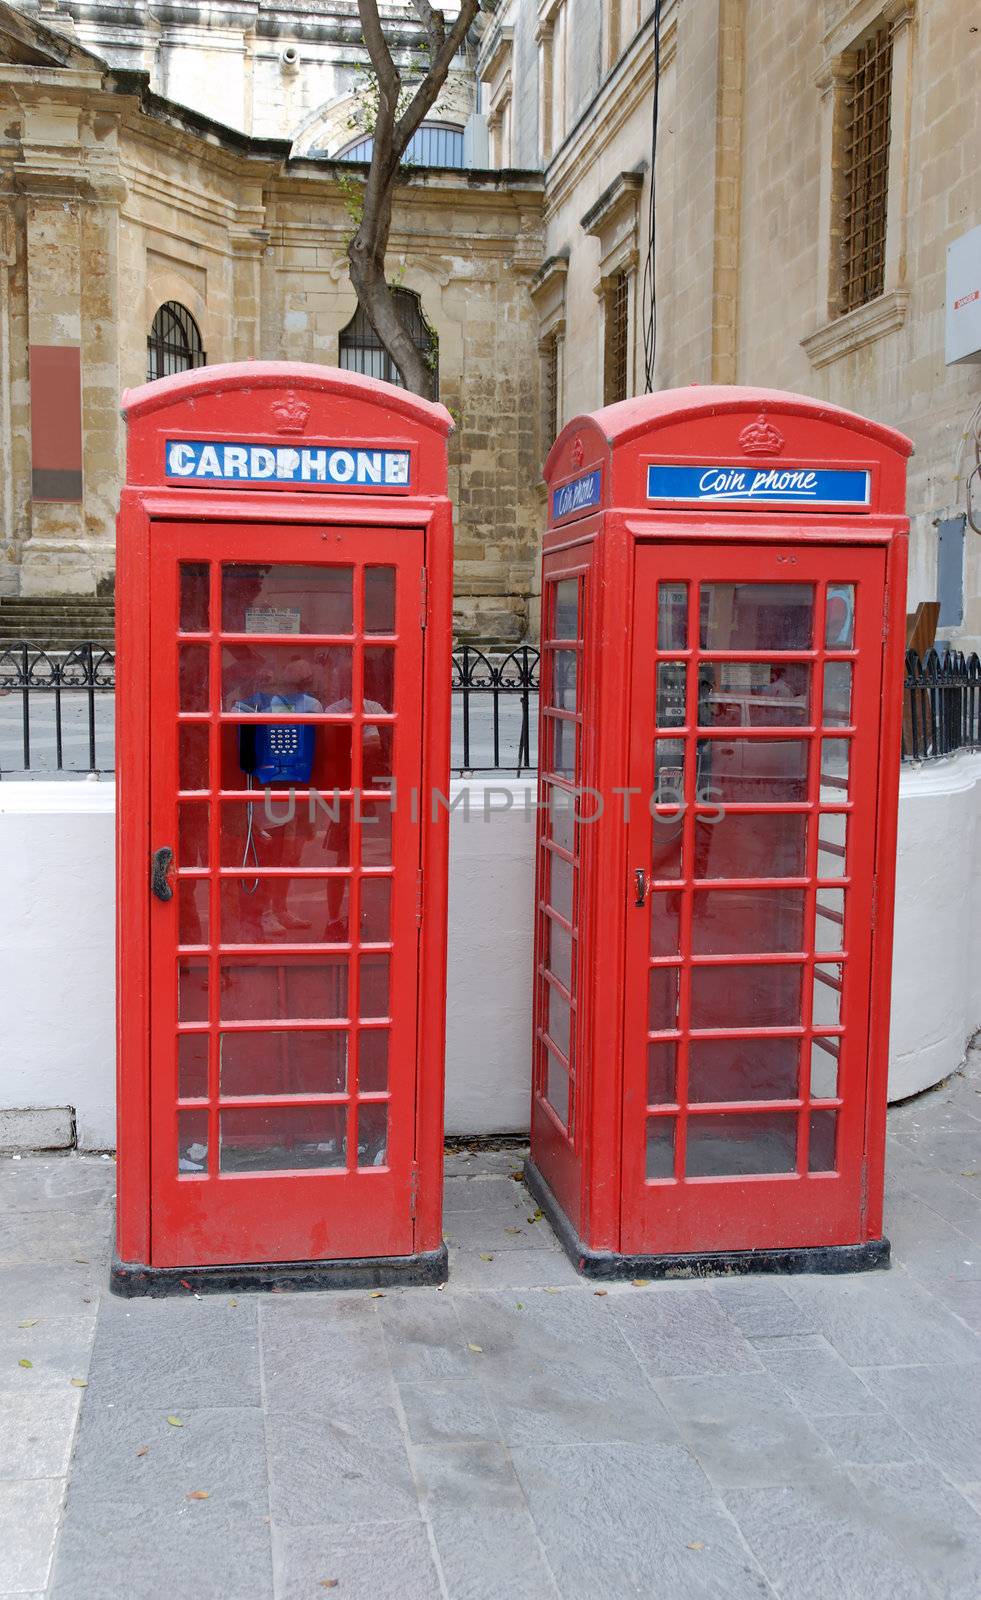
(338, 288, 438, 394)
(839, 25, 893, 315)
(542, 334, 559, 450)
(147, 302, 206, 382)
(329, 123, 465, 169)
(604, 272, 630, 405)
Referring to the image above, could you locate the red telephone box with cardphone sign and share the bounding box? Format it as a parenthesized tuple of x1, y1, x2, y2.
(527, 387, 911, 1278)
(113, 363, 453, 1293)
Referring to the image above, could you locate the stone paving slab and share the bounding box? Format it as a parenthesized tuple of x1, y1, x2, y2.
(0, 1057, 976, 1597)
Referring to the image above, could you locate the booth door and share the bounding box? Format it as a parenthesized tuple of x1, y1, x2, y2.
(621, 542, 886, 1255)
(148, 523, 425, 1268)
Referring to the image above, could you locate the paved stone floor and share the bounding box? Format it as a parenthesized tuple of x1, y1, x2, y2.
(1, 1054, 980, 1599)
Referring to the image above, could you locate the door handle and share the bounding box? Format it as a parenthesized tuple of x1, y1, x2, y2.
(150, 846, 174, 902)
(633, 868, 649, 907)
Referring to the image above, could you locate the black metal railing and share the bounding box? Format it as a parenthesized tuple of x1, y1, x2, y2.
(903, 649, 981, 762)
(0, 640, 541, 778)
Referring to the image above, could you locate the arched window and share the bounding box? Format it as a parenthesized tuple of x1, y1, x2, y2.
(338, 289, 438, 394)
(147, 301, 206, 382)
(329, 123, 465, 169)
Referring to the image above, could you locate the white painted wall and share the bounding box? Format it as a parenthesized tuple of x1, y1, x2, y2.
(1, 762, 979, 1149)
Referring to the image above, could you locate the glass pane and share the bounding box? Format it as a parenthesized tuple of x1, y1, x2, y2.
(700, 661, 810, 727)
(690, 964, 802, 1030)
(552, 649, 577, 712)
(360, 799, 394, 864)
(691, 889, 806, 955)
(694, 813, 807, 879)
(686, 1112, 798, 1176)
(657, 583, 687, 650)
(360, 877, 391, 942)
(820, 739, 851, 799)
(178, 1033, 208, 1099)
(809, 1109, 838, 1172)
(364, 567, 395, 634)
(817, 814, 847, 880)
(552, 579, 578, 641)
(178, 1109, 208, 1175)
(700, 583, 813, 651)
(220, 958, 348, 1022)
(813, 963, 843, 1027)
(179, 645, 209, 712)
(547, 789, 576, 853)
(179, 879, 209, 945)
(549, 851, 574, 920)
(364, 647, 395, 714)
(656, 662, 686, 728)
(822, 662, 853, 727)
(220, 1104, 347, 1172)
(222, 798, 351, 869)
(698, 738, 808, 804)
(178, 958, 208, 1023)
(651, 814, 683, 880)
(222, 564, 353, 634)
(815, 888, 845, 953)
(544, 914, 573, 989)
(221, 879, 348, 944)
(359, 1030, 388, 1092)
(688, 1037, 799, 1103)
(358, 1101, 389, 1167)
(362, 723, 394, 787)
(180, 563, 209, 632)
(220, 722, 352, 793)
(179, 803, 209, 868)
(221, 1029, 347, 1096)
(646, 1117, 675, 1179)
(809, 1036, 839, 1099)
(825, 585, 855, 649)
(649, 965, 680, 1031)
(223, 645, 346, 713)
(545, 1051, 569, 1122)
(360, 955, 389, 1018)
(647, 1042, 676, 1105)
(546, 984, 571, 1057)
(179, 724, 209, 791)
(550, 717, 576, 778)
(650, 891, 681, 957)
(654, 739, 686, 805)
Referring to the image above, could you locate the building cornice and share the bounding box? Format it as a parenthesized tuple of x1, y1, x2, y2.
(801, 289, 910, 368)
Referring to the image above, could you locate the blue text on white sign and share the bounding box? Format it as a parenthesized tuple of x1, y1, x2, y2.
(551, 468, 602, 521)
(166, 440, 411, 489)
(646, 464, 871, 508)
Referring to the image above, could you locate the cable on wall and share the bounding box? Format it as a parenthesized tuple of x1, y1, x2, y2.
(641, 0, 663, 393)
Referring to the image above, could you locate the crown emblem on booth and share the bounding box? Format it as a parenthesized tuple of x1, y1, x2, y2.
(738, 414, 785, 456)
(271, 392, 310, 435)
(571, 436, 585, 468)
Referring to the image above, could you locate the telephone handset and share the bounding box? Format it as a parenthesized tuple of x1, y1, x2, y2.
(235, 691, 318, 786)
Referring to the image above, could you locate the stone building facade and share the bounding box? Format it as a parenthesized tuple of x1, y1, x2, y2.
(1, 0, 978, 648)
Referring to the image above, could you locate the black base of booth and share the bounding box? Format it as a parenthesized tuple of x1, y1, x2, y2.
(523, 1158, 890, 1280)
(110, 1243, 449, 1298)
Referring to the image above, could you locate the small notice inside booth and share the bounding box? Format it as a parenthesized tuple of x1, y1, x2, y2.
(527, 387, 911, 1278)
(113, 363, 453, 1294)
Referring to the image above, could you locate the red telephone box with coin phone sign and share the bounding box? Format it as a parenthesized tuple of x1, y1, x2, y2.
(112, 363, 453, 1294)
(526, 387, 911, 1278)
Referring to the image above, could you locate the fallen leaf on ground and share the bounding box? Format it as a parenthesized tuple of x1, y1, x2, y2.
(70, 1378, 88, 1388)
(543, 1287, 560, 1293)
(18, 1318, 39, 1329)
(631, 1279, 650, 1287)
(369, 1291, 385, 1299)
(504, 1226, 522, 1235)
(508, 1170, 523, 1182)
(18, 1358, 32, 1368)
(74, 1258, 89, 1265)
(185, 1490, 209, 1501)
(166, 1416, 183, 1427)
(228, 1298, 238, 1308)
(593, 1289, 608, 1297)
(687, 1542, 705, 1551)
(467, 1343, 483, 1353)
(319, 1581, 339, 1590)
(479, 1253, 494, 1262)
(136, 1446, 149, 1458)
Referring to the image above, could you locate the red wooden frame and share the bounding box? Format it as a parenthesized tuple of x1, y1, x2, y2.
(532, 387, 911, 1268)
(115, 364, 453, 1277)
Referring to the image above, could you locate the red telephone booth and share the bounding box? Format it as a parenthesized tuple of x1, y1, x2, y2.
(113, 363, 453, 1294)
(527, 386, 911, 1277)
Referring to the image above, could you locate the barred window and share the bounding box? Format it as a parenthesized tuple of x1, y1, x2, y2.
(338, 288, 438, 394)
(542, 335, 559, 450)
(604, 272, 630, 405)
(839, 26, 892, 315)
(147, 302, 206, 382)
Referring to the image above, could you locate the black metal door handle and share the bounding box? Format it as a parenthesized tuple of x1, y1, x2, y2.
(151, 846, 174, 902)
(634, 868, 648, 907)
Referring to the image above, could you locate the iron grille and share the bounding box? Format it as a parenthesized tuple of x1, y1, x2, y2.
(146, 301, 206, 382)
(542, 335, 559, 450)
(840, 26, 893, 315)
(605, 272, 630, 405)
(338, 288, 438, 394)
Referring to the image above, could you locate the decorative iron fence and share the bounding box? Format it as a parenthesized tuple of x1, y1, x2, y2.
(0, 641, 541, 778)
(903, 648, 981, 762)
